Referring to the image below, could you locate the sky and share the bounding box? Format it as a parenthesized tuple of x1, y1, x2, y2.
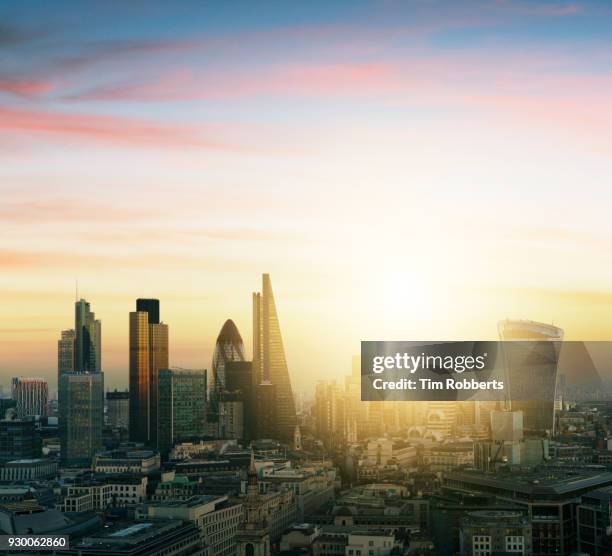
(2, 0, 612, 394)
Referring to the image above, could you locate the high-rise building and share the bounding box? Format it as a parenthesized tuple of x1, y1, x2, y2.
(11, 377, 48, 418)
(157, 368, 207, 456)
(211, 319, 245, 400)
(59, 372, 104, 467)
(255, 381, 277, 439)
(136, 298, 160, 325)
(58, 329, 76, 375)
(208, 320, 245, 437)
(253, 274, 296, 440)
(129, 299, 169, 446)
(225, 361, 255, 440)
(0, 412, 42, 461)
(106, 389, 129, 429)
(498, 320, 563, 436)
(75, 299, 101, 373)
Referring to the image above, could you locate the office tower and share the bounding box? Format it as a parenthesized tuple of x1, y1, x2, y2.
(59, 372, 104, 467)
(58, 329, 76, 375)
(498, 320, 563, 436)
(0, 412, 42, 461)
(75, 299, 101, 373)
(136, 298, 160, 324)
(11, 377, 48, 418)
(225, 361, 255, 440)
(211, 319, 245, 399)
(129, 299, 168, 446)
(236, 452, 270, 556)
(314, 381, 343, 449)
(157, 368, 207, 456)
(218, 390, 244, 440)
(106, 389, 130, 429)
(209, 320, 245, 436)
(253, 274, 297, 440)
(255, 381, 277, 439)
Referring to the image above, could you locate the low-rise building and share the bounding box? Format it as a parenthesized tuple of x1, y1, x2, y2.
(59, 474, 148, 512)
(0, 458, 58, 481)
(459, 510, 532, 555)
(93, 448, 160, 475)
(138, 495, 242, 556)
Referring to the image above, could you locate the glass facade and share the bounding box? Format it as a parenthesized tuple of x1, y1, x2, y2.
(59, 372, 104, 467)
(253, 274, 297, 440)
(157, 368, 207, 456)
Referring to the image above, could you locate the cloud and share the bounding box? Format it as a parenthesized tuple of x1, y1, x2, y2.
(0, 105, 241, 150)
(0, 78, 54, 96)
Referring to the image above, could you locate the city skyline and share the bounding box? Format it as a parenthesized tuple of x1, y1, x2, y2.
(3, 1, 612, 391)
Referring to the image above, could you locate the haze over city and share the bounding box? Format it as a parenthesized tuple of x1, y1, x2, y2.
(3, 0, 612, 391)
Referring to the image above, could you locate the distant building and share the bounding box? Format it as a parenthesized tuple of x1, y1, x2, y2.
(59, 372, 104, 467)
(107, 389, 130, 429)
(59, 473, 148, 511)
(253, 274, 297, 441)
(93, 447, 160, 475)
(0, 398, 16, 419)
(255, 382, 277, 439)
(58, 328, 76, 375)
(498, 320, 563, 436)
(11, 377, 48, 418)
(0, 458, 58, 481)
(0, 414, 41, 461)
(74, 298, 101, 373)
(208, 319, 244, 412)
(129, 299, 169, 447)
(157, 368, 207, 456)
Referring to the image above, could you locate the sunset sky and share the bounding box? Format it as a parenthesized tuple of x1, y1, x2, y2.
(2, 1, 612, 393)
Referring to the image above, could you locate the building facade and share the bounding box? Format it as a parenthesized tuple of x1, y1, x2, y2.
(252, 274, 297, 441)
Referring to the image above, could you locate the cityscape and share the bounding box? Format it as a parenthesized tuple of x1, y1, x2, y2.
(1, 272, 612, 555)
(3, 1, 612, 555)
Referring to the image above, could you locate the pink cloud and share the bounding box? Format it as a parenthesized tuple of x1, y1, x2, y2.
(0, 105, 241, 150)
(0, 78, 54, 96)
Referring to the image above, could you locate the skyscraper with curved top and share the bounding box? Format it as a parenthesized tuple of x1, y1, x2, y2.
(253, 274, 297, 441)
(210, 319, 245, 437)
(211, 319, 245, 395)
(498, 319, 563, 436)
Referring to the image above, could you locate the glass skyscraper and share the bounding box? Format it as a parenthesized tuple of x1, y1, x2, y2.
(157, 368, 207, 456)
(129, 299, 169, 446)
(59, 371, 104, 467)
(75, 299, 101, 373)
(498, 320, 563, 436)
(253, 274, 297, 441)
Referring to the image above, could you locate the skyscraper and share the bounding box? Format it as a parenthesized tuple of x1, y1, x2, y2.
(58, 329, 76, 375)
(157, 368, 207, 456)
(106, 390, 130, 429)
(253, 274, 297, 440)
(210, 319, 245, 436)
(59, 372, 104, 467)
(129, 299, 168, 446)
(75, 299, 101, 373)
(498, 320, 563, 436)
(11, 377, 48, 418)
(211, 319, 245, 398)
